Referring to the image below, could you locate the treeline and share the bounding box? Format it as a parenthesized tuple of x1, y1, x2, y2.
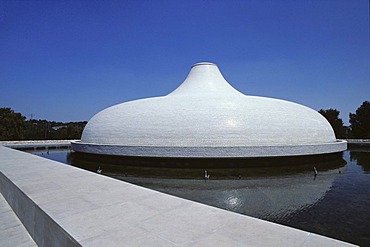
(1, 100, 369, 141)
(318, 100, 370, 139)
(0, 108, 87, 140)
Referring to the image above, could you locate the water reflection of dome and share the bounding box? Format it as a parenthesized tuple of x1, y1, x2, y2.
(121, 168, 341, 221)
(72, 62, 346, 158)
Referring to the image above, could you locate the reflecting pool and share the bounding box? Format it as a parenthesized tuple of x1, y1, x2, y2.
(29, 149, 370, 246)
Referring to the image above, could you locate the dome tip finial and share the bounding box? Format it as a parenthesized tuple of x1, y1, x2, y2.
(192, 62, 217, 68)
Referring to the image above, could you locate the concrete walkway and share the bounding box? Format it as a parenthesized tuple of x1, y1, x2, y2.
(0, 145, 357, 246)
(0, 193, 36, 247)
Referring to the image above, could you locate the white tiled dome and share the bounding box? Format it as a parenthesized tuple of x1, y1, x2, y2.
(72, 62, 346, 157)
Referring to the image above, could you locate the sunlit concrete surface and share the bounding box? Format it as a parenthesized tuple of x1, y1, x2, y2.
(74, 62, 346, 158)
(0, 140, 74, 150)
(0, 146, 356, 246)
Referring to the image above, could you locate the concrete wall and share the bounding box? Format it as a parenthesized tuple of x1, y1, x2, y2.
(0, 140, 73, 150)
(0, 146, 356, 246)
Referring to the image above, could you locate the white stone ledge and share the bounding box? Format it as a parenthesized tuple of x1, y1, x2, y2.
(0, 146, 356, 246)
(0, 140, 75, 149)
(343, 139, 370, 143)
(71, 140, 347, 158)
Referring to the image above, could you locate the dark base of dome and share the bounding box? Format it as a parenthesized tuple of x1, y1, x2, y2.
(71, 151, 344, 167)
(70, 151, 346, 179)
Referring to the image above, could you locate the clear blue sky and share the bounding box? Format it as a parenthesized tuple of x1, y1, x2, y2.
(0, 0, 369, 125)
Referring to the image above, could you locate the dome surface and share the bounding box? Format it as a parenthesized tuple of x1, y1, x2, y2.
(72, 62, 346, 157)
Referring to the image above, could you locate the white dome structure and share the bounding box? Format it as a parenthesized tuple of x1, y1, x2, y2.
(72, 62, 346, 158)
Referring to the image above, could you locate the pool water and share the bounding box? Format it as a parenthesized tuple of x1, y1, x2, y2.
(29, 149, 370, 246)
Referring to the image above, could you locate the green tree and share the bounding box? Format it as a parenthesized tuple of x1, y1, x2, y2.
(24, 119, 50, 140)
(318, 108, 346, 138)
(0, 108, 26, 140)
(349, 101, 370, 138)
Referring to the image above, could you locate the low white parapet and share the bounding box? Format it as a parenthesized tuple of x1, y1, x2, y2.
(0, 140, 75, 150)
